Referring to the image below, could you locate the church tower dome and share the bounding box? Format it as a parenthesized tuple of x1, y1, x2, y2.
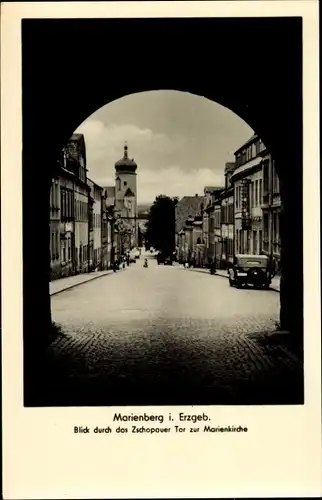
(115, 143, 137, 173)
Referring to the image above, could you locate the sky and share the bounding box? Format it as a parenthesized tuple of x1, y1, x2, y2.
(75, 90, 253, 205)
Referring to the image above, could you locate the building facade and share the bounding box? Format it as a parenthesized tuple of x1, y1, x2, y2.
(59, 164, 76, 278)
(202, 186, 224, 266)
(88, 179, 103, 270)
(231, 134, 264, 256)
(68, 135, 90, 275)
(101, 189, 109, 270)
(50, 134, 90, 280)
(213, 195, 222, 267)
(179, 216, 195, 263)
(192, 217, 204, 266)
(114, 143, 138, 253)
(49, 174, 61, 279)
(49, 133, 133, 280)
(261, 147, 281, 271)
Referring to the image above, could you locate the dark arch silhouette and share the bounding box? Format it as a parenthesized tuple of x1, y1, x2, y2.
(22, 17, 302, 404)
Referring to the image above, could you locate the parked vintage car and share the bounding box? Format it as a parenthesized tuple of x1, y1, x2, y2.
(228, 254, 274, 289)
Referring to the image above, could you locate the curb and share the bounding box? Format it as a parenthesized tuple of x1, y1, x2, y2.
(50, 270, 118, 296)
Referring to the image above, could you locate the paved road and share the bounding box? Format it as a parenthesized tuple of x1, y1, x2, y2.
(45, 253, 303, 406)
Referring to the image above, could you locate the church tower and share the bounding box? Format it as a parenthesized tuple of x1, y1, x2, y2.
(114, 143, 138, 249)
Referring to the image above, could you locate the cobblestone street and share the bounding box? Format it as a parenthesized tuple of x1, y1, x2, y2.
(45, 254, 303, 406)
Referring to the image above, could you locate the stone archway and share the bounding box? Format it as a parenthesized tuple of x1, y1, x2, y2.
(22, 17, 302, 404)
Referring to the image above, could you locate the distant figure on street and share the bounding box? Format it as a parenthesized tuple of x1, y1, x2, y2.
(184, 261, 189, 269)
(144, 258, 148, 268)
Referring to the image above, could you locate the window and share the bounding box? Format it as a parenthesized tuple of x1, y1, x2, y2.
(255, 180, 258, 206)
(253, 230, 257, 254)
(62, 245, 66, 263)
(56, 231, 59, 260)
(124, 181, 127, 187)
(51, 232, 55, 260)
(240, 231, 245, 253)
(236, 230, 239, 253)
(70, 191, 73, 217)
(60, 190, 64, 218)
(248, 184, 252, 211)
(259, 230, 262, 252)
(272, 161, 280, 194)
(246, 230, 250, 253)
(229, 203, 233, 223)
(259, 179, 262, 205)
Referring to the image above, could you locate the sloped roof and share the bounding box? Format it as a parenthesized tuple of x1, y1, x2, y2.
(115, 144, 137, 172)
(225, 162, 236, 174)
(204, 186, 220, 193)
(103, 186, 115, 198)
(234, 133, 258, 155)
(65, 133, 86, 166)
(70, 133, 84, 142)
(175, 195, 204, 233)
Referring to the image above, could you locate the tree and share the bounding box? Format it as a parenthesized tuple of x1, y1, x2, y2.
(137, 226, 144, 247)
(145, 195, 178, 255)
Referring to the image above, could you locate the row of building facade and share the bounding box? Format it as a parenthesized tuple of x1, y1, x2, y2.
(50, 135, 138, 280)
(175, 133, 281, 272)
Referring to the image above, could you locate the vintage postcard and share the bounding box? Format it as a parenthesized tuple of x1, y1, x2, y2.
(1, 1, 321, 499)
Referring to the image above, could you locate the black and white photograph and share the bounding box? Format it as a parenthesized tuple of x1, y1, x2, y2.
(20, 14, 306, 407)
